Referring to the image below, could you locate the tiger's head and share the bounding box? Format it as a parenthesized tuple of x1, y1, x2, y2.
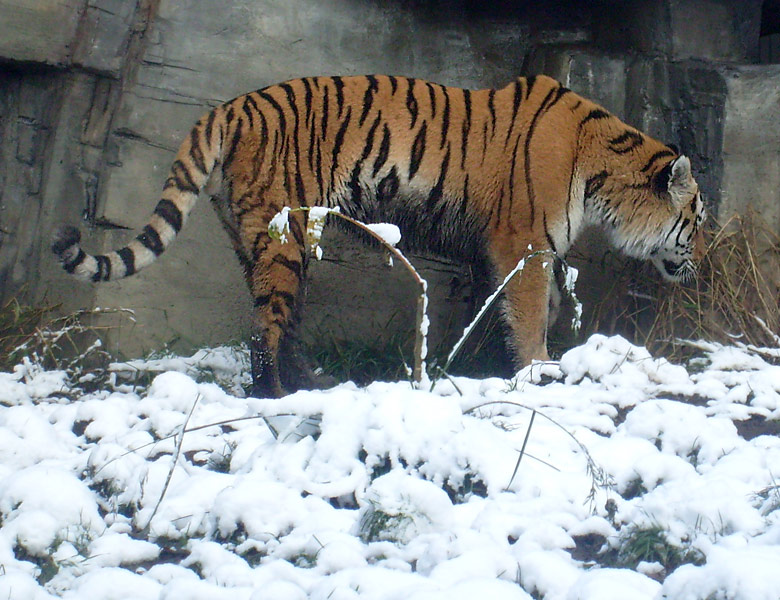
(599, 152, 706, 283)
(647, 155, 706, 283)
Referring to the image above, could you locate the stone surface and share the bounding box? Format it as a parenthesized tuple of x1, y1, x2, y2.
(0, 0, 82, 66)
(595, 0, 763, 62)
(719, 64, 780, 300)
(720, 65, 780, 231)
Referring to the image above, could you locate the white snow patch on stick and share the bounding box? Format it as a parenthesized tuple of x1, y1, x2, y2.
(365, 223, 402, 247)
(268, 206, 291, 243)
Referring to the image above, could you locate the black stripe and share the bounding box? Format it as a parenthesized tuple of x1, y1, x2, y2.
(585, 170, 608, 200)
(321, 86, 330, 138)
(296, 172, 307, 207)
(137, 224, 164, 256)
(487, 89, 496, 137)
(289, 214, 305, 245)
(282, 148, 293, 198)
(189, 128, 208, 175)
(63, 248, 86, 274)
(494, 187, 504, 229)
(427, 146, 450, 209)
(329, 107, 353, 191)
(307, 102, 317, 172)
(242, 95, 256, 130)
(245, 92, 262, 119)
(315, 138, 324, 201)
(372, 123, 391, 178)
(548, 85, 569, 111)
(460, 174, 470, 216)
(93, 255, 111, 282)
(461, 89, 472, 170)
(258, 90, 287, 141)
(509, 80, 523, 126)
(406, 78, 419, 128)
(253, 109, 269, 182)
(166, 160, 199, 194)
(224, 105, 236, 128)
(251, 231, 271, 262)
(348, 162, 362, 206)
(280, 83, 300, 133)
(543, 212, 558, 254)
(608, 130, 644, 154)
(675, 218, 691, 246)
(361, 112, 382, 161)
(301, 77, 313, 125)
(272, 254, 302, 277)
(154, 198, 184, 233)
(426, 83, 437, 118)
(280, 84, 304, 203)
(332, 76, 345, 117)
(205, 109, 217, 149)
(524, 75, 537, 99)
(275, 290, 297, 308)
(440, 86, 450, 148)
(117, 246, 136, 277)
(359, 75, 379, 127)
(580, 108, 610, 126)
(222, 118, 244, 169)
(254, 293, 272, 307)
(523, 84, 567, 223)
(641, 149, 675, 173)
(409, 121, 427, 180)
(388, 75, 398, 95)
(565, 157, 577, 243)
(377, 166, 399, 200)
(507, 133, 522, 216)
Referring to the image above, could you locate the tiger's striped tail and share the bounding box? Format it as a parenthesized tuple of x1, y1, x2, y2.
(52, 107, 225, 282)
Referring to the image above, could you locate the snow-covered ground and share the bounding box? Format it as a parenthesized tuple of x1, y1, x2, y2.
(1, 334, 779, 599)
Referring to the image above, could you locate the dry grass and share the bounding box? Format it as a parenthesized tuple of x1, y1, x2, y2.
(648, 211, 779, 356)
(0, 293, 56, 371)
(581, 210, 780, 362)
(0, 294, 122, 382)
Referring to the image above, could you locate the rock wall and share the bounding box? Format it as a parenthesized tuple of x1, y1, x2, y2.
(0, 0, 777, 362)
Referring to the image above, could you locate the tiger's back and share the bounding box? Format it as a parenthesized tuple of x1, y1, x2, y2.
(53, 74, 705, 396)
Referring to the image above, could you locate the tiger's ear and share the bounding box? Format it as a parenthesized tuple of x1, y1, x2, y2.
(654, 155, 693, 196)
(669, 155, 692, 190)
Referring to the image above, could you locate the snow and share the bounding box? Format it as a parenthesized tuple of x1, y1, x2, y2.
(365, 223, 402, 247)
(268, 206, 291, 244)
(1, 335, 779, 599)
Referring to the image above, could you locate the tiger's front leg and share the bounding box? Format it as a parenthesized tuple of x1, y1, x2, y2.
(490, 245, 553, 368)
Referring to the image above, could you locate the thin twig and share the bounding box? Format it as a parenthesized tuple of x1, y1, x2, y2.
(140, 393, 201, 534)
(504, 409, 537, 491)
(433, 249, 554, 389)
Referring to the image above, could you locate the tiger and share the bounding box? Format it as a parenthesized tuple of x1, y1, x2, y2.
(52, 74, 706, 397)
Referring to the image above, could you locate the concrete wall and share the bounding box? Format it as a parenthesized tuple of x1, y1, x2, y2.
(0, 0, 777, 362)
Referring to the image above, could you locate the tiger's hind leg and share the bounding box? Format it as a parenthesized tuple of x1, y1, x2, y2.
(246, 211, 308, 398)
